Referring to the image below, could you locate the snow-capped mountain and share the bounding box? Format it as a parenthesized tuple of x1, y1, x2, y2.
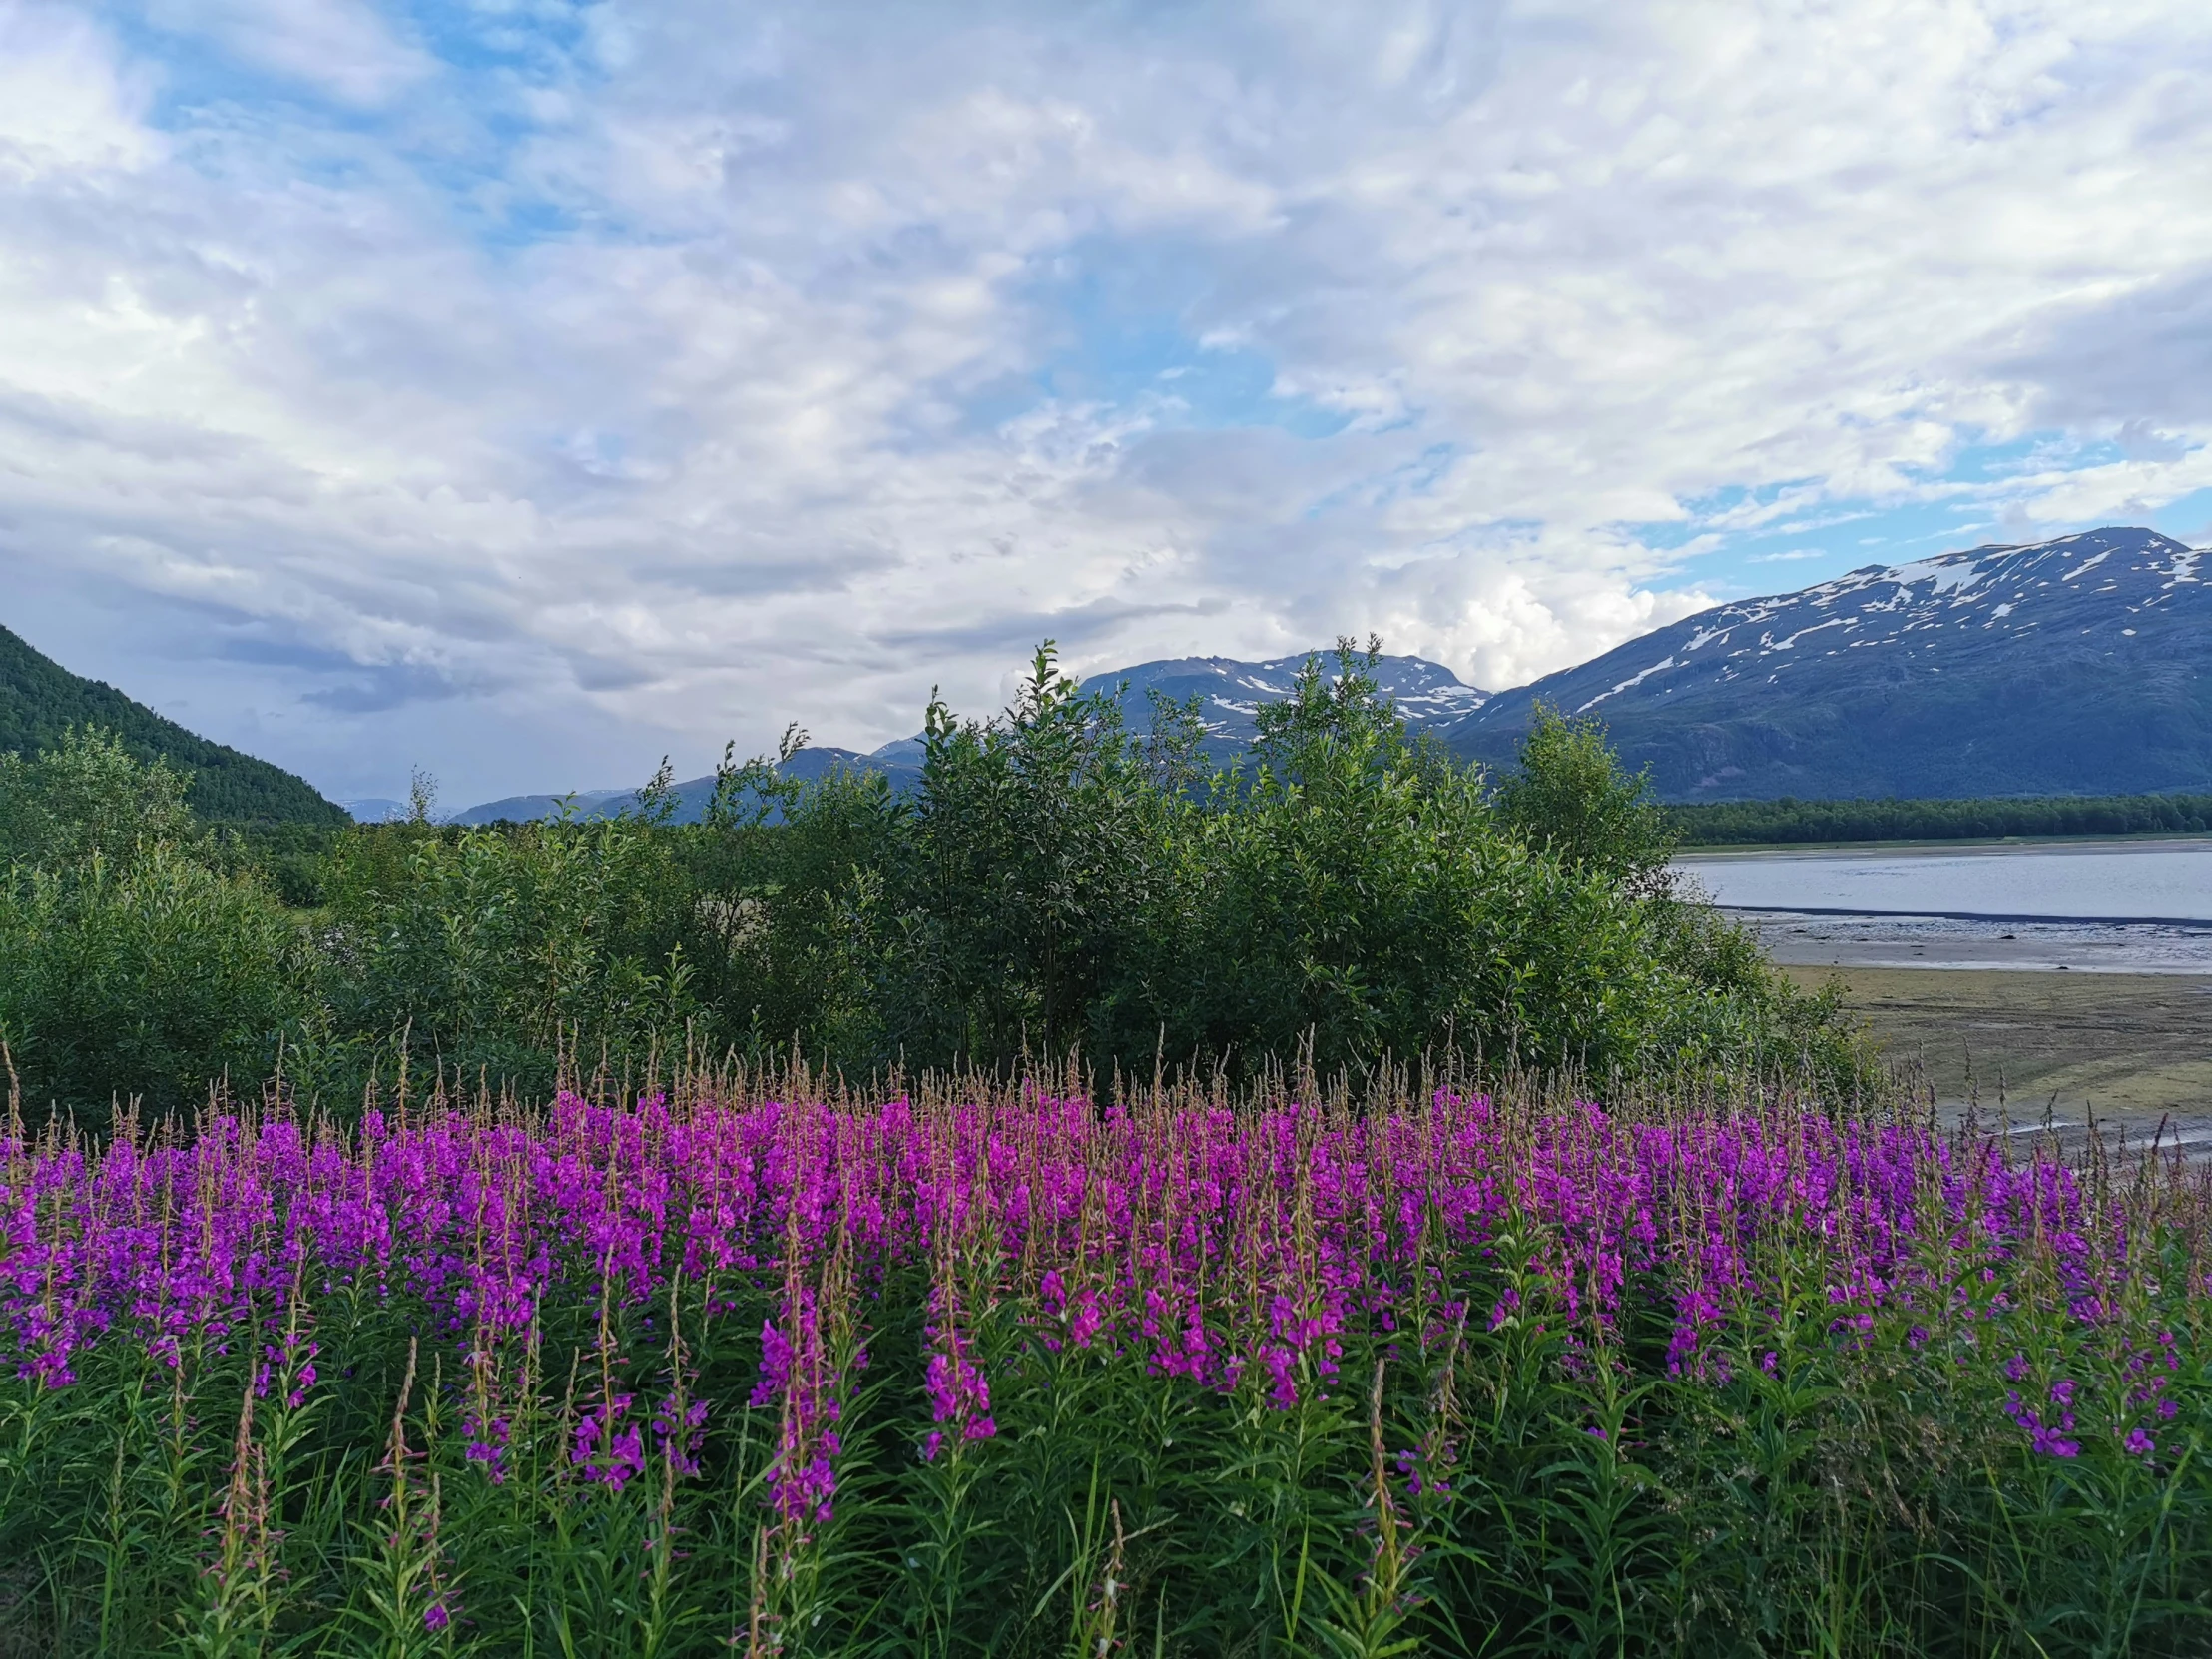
(1449, 526, 2212, 800)
(1078, 652, 1488, 763)
(449, 651, 1485, 823)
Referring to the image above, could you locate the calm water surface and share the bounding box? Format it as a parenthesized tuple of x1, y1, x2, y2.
(1674, 838, 2212, 922)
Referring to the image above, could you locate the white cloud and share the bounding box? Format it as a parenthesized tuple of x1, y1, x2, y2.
(0, 3, 162, 176)
(140, 0, 433, 105)
(3, 0, 2212, 801)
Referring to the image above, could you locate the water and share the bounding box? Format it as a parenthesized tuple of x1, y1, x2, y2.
(1675, 837, 2212, 923)
(1678, 840, 2212, 1144)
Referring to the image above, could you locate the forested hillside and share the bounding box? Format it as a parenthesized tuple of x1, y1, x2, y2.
(0, 622, 345, 824)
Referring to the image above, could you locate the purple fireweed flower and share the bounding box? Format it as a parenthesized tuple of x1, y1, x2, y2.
(653, 1396, 710, 1477)
(572, 1394, 643, 1491)
(464, 1414, 511, 1482)
(921, 1345, 995, 1455)
(4, 1078, 2199, 1538)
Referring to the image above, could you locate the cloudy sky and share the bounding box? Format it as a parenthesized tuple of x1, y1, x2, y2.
(4, 0, 2211, 808)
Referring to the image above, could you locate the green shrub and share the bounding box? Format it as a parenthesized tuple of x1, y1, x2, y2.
(0, 726, 198, 868)
(0, 842, 307, 1116)
(683, 641, 1863, 1089)
(0, 653, 1866, 1113)
(317, 809, 700, 1096)
(1493, 701, 1679, 890)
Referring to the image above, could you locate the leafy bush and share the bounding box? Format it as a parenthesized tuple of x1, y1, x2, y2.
(0, 730, 311, 1116)
(688, 643, 1860, 1088)
(0, 652, 1865, 1118)
(0, 726, 198, 868)
(0, 842, 307, 1116)
(1493, 702, 1679, 890)
(316, 810, 700, 1098)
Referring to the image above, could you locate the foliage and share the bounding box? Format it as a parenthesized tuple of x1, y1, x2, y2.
(1672, 791, 2212, 847)
(0, 647, 1866, 1122)
(0, 842, 310, 1116)
(681, 642, 1857, 1088)
(0, 625, 347, 826)
(1492, 703, 1679, 891)
(0, 727, 200, 868)
(2, 1070, 2206, 1657)
(205, 823, 351, 909)
(0, 730, 313, 1116)
(314, 810, 700, 1100)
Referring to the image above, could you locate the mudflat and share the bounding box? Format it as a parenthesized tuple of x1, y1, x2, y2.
(1779, 964, 2212, 1145)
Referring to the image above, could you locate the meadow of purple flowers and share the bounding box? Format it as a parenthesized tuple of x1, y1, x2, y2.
(3, 1064, 2207, 1656)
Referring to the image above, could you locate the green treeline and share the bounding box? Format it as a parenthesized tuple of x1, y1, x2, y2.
(0, 645, 1861, 1119)
(1672, 792, 2212, 846)
(0, 622, 347, 826)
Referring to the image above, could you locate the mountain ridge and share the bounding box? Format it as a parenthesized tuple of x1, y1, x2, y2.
(444, 524, 2212, 821)
(1, 623, 348, 825)
(1447, 526, 2212, 800)
(448, 651, 1488, 824)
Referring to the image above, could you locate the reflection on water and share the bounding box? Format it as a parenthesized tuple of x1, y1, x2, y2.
(1675, 837, 2212, 922)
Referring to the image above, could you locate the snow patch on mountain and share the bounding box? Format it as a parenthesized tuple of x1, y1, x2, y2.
(1579, 656, 1675, 712)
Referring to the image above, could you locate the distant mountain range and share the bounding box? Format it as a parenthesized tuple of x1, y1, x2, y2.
(22, 525, 2190, 825)
(449, 744, 914, 827)
(1, 623, 345, 825)
(448, 653, 1490, 824)
(1444, 526, 2211, 800)
(447, 528, 2212, 818)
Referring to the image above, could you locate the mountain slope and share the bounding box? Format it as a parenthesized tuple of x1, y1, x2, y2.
(448, 747, 919, 826)
(1447, 527, 2212, 801)
(1078, 651, 1487, 764)
(1, 624, 348, 825)
(451, 651, 1488, 823)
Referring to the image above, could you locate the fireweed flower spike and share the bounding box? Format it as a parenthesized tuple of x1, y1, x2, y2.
(3, 1079, 2206, 1646)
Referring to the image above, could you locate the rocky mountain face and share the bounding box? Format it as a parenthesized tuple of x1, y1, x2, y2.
(1446, 527, 2211, 800)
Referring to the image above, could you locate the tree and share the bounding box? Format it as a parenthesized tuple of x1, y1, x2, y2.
(1492, 705, 1678, 894)
(0, 726, 198, 868)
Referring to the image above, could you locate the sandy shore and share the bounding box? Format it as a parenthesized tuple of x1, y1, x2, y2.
(1779, 964, 2212, 1155)
(1747, 911, 2212, 973)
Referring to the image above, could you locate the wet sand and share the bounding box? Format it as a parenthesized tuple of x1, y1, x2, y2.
(1780, 964, 2212, 1155)
(1749, 912, 2212, 973)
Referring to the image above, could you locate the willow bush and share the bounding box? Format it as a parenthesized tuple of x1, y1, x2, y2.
(0, 645, 1861, 1121)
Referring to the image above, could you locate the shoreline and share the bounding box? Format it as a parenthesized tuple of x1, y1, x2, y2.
(1677, 830, 2212, 858)
(1721, 902, 2212, 930)
(1775, 964, 2212, 1145)
(1744, 911, 2212, 975)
